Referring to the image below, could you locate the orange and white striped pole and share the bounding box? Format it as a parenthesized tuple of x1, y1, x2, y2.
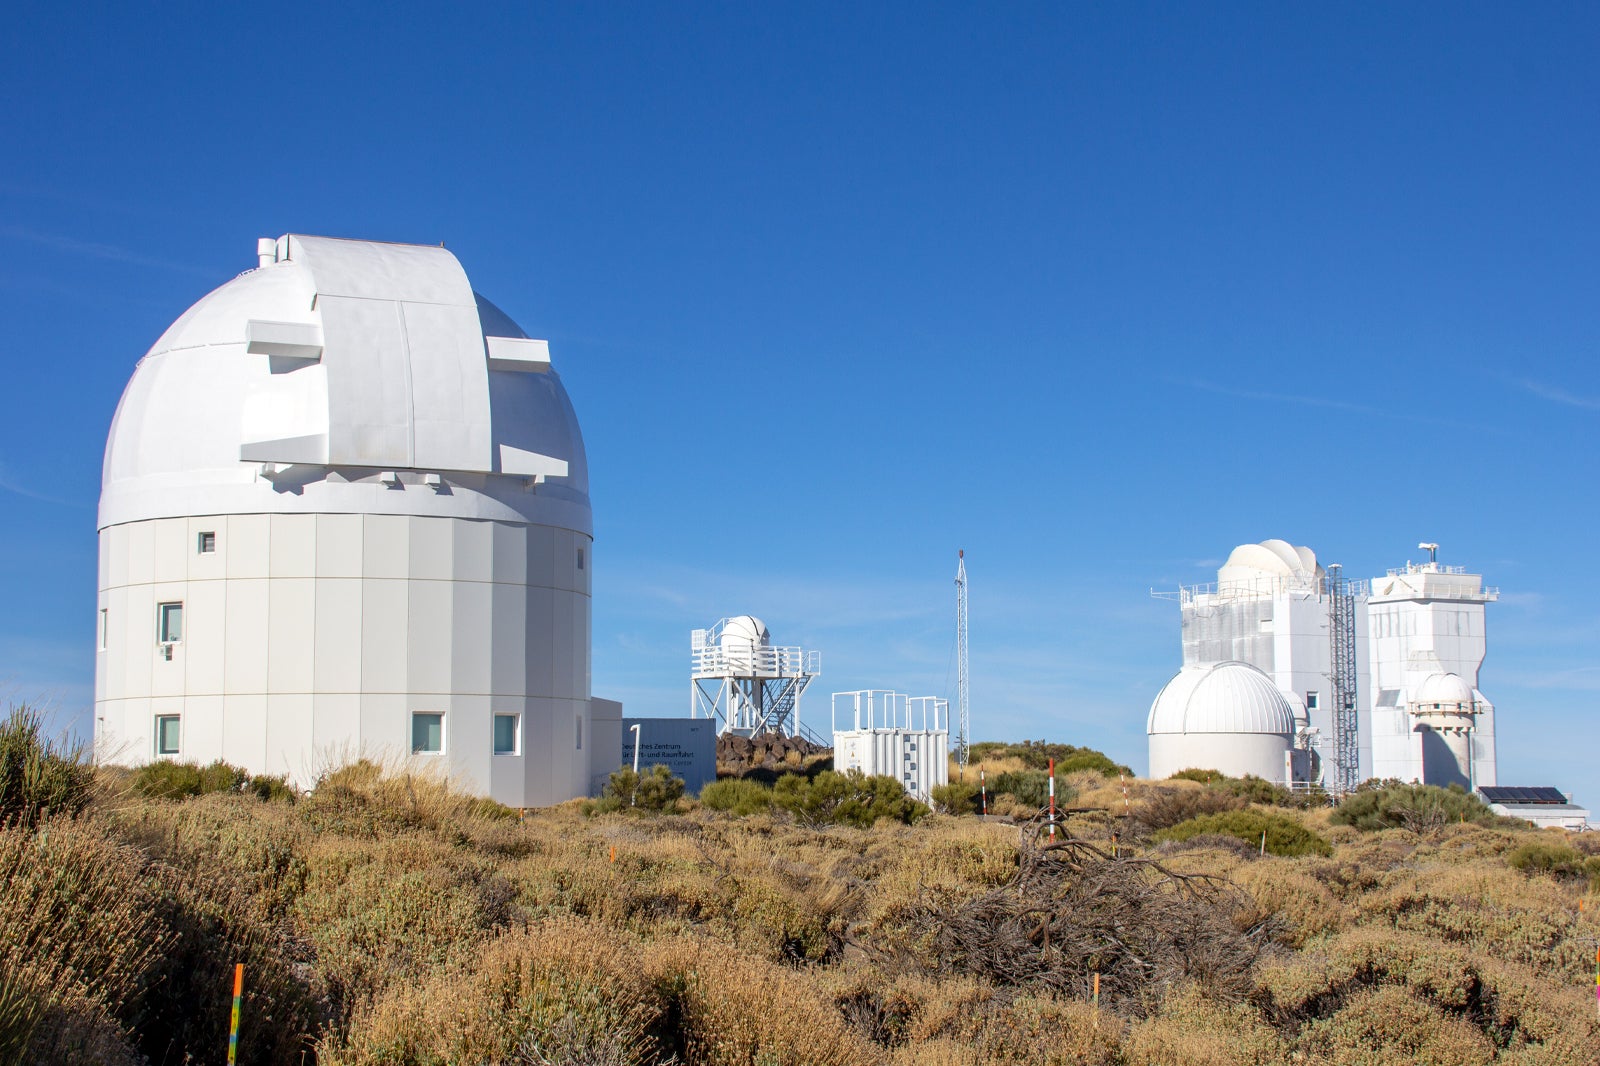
(227, 963, 243, 1065)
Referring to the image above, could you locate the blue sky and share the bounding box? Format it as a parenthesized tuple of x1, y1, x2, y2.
(2, 4, 1595, 792)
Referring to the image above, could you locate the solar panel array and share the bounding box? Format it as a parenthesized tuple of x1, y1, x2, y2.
(1479, 785, 1568, 805)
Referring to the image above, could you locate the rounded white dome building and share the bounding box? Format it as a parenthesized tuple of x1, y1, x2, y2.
(1147, 661, 1298, 782)
(95, 234, 619, 805)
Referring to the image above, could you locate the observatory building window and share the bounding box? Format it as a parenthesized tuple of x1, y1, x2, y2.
(155, 715, 181, 756)
(197, 531, 216, 554)
(412, 712, 444, 755)
(576, 547, 585, 571)
(575, 715, 583, 750)
(99, 609, 108, 651)
(157, 602, 184, 644)
(493, 714, 520, 756)
(1306, 691, 1320, 711)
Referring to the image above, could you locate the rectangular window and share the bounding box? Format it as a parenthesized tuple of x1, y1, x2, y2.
(197, 531, 216, 554)
(412, 712, 444, 754)
(1305, 691, 1320, 711)
(157, 602, 183, 643)
(577, 547, 585, 571)
(575, 714, 582, 751)
(100, 609, 108, 651)
(155, 714, 181, 756)
(493, 713, 519, 755)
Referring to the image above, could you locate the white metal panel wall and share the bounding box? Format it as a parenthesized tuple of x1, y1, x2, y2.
(96, 513, 596, 807)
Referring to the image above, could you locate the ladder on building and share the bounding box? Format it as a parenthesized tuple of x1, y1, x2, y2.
(1326, 563, 1361, 795)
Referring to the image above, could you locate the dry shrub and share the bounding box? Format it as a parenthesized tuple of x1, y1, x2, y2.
(326, 917, 667, 1065)
(1121, 983, 1285, 1066)
(645, 936, 877, 1066)
(1358, 861, 1588, 977)
(1294, 984, 1494, 1065)
(1133, 783, 1247, 831)
(1258, 925, 1600, 1062)
(873, 821, 1275, 1011)
(1230, 859, 1349, 947)
(0, 817, 165, 1050)
(297, 833, 519, 1016)
(306, 758, 516, 840)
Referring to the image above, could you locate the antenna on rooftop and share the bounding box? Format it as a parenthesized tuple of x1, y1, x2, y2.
(1419, 542, 1439, 564)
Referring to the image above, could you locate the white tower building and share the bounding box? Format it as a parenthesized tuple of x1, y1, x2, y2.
(1366, 553, 1498, 787)
(1160, 540, 1366, 787)
(690, 616, 821, 738)
(96, 234, 622, 806)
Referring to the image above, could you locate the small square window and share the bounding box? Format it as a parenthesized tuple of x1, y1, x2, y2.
(197, 531, 216, 554)
(412, 712, 444, 754)
(493, 714, 519, 756)
(157, 602, 183, 644)
(1305, 691, 1320, 711)
(155, 715, 181, 756)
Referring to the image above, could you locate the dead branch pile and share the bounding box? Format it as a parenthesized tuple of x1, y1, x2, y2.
(873, 813, 1280, 1013)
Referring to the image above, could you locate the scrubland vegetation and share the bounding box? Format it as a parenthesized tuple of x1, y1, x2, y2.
(3, 702, 1598, 1066)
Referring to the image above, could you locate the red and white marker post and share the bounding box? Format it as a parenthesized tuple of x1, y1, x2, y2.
(1048, 757, 1056, 839)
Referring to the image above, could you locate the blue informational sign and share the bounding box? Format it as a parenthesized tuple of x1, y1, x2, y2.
(621, 718, 717, 795)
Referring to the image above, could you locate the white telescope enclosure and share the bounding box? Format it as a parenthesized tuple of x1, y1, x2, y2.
(831, 689, 949, 802)
(96, 234, 620, 807)
(691, 616, 822, 740)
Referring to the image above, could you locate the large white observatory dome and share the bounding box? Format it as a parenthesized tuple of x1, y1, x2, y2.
(1217, 539, 1323, 593)
(95, 234, 615, 808)
(102, 234, 588, 531)
(1147, 661, 1296, 782)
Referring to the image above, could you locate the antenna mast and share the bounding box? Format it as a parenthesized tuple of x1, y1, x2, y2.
(955, 550, 970, 776)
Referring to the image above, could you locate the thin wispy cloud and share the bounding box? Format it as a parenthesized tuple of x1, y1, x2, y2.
(1176, 377, 1390, 416)
(0, 461, 91, 508)
(1517, 379, 1600, 412)
(0, 225, 214, 277)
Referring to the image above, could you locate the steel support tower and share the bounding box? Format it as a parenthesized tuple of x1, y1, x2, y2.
(955, 550, 970, 774)
(1326, 563, 1361, 794)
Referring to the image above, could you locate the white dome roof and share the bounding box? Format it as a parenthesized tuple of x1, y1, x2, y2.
(100, 234, 589, 533)
(1217, 540, 1323, 590)
(719, 616, 770, 647)
(1147, 661, 1297, 736)
(1413, 672, 1475, 707)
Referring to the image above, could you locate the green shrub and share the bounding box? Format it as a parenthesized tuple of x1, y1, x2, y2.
(700, 778, 775, 815)
(967, 740, 1131, 776)
(929, 779, 978, 816)
(1155, 808, 1333, 857)
(1169, 768, 1226, 784)
(1506, 837, 1597, 880)
(0, 704, 93, 827)
(592, 765, 686, 814)
(771, 770, 927, 828)
(1331, 781, 1500, 833)
(131, 759, 249, 800)
(991, 770, 1055, 809)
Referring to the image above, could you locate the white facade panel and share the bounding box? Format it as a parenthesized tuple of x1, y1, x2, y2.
(223, 578, 270, 694)
(184, 580, 227, 694)
(314, 513, 363, 577)
(266, 578, 315, 693)
(361, 579, 411, 694)
(269, 514, 316, 577)
(226, 515, 270, 579)
(313, 579, 363, 692)
(406, 578, 455, 695)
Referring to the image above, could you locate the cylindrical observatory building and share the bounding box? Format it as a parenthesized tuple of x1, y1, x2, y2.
(95, 234, 621, 806)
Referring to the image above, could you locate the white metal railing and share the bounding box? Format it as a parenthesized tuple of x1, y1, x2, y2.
(831, 690, 948, 733)
(691, 634, 819, 679)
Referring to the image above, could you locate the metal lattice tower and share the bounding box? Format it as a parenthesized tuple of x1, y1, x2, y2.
(955, 550, 970, 774)
(1326, 563, 1361, 794)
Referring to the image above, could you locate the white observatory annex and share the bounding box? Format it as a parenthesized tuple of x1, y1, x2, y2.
(690, 616, 822, 740)
(96, 234, 622, 806)
(1149, 540, 1499, 792)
